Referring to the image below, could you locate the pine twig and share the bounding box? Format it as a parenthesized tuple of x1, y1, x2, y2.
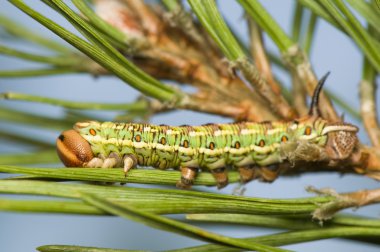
(308, 186, 380, 221)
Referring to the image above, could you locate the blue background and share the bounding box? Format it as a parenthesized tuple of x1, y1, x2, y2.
(0, 1, 379, 251)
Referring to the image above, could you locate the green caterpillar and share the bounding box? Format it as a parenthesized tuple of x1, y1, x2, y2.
(57, 73, 359, 188)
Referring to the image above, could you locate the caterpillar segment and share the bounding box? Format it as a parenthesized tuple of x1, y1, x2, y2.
(56, 73, 360, 189)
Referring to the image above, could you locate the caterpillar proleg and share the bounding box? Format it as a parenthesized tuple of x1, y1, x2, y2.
(57, 73, 359, 189)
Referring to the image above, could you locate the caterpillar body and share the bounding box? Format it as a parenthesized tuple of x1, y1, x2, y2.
(57, 73, 359, 189)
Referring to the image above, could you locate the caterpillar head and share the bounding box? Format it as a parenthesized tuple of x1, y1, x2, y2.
(307, 72, 359, 161)
(56, 129, 94, 167)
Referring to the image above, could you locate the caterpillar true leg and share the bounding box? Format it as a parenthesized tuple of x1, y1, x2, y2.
(85, 157, 104, 168)
(176, 167, 198, 189)
(123, 154, 137, 176)
(102, 152, 122, 168)
(210, 167, 228, 189)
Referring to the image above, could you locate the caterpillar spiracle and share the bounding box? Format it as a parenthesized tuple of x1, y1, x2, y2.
(57, 73, 359, 189)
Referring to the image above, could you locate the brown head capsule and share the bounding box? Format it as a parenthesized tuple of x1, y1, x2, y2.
(56, 129, 94, 167)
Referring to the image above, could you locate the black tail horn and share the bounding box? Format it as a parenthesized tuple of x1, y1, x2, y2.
(308, 72, 330, 117)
